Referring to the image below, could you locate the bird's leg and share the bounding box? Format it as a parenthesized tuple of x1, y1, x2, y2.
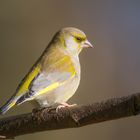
(56, 103, 77, 113)
(32, 103, 77, 115)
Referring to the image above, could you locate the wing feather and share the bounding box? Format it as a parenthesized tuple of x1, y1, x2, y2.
(16, 48, 76, 104)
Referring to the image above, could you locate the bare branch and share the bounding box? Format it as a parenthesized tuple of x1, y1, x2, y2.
(0, 93, 140, 139)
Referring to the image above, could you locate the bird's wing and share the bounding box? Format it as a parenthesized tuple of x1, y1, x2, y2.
(0, 64, 42, 114)
(16, 48, 76, 105)
(30, 71, 72, 95)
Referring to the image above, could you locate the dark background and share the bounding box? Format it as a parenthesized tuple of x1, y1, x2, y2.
(0, 0, 140, 140)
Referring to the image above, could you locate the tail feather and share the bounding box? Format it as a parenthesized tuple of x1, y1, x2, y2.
(0, 92, 31, 114)
(0, 98, 16, 115)
(16, 91, 33, 106)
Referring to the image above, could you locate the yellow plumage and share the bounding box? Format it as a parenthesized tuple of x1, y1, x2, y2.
(17, 65, 41, 96)
(0, 27, 93, 114)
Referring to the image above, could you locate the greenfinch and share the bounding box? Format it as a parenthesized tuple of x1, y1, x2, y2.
(0, 27, 93, 114)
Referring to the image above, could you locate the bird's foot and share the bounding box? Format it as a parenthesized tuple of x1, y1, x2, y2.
(56, 103, 77, 113)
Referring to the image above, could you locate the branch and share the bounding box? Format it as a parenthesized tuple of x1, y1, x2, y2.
(0, 93, 140, 139)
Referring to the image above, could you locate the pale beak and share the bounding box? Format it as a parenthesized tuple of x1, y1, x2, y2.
(83, 40, 94, 48)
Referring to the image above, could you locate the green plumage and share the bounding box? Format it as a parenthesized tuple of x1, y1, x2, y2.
(0, 27, 93, 114)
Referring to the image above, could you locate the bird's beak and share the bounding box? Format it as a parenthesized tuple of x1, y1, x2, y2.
(82, 40, 94, 48)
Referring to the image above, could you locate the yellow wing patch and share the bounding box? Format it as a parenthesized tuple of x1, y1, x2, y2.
(16, 48, 76, 98)
(34, 74, 74, 97)
(35, 82, 60, 96)
(16, 65, 41, 96)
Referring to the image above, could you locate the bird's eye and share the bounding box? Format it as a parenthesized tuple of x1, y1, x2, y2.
(75, 37, 82, 42)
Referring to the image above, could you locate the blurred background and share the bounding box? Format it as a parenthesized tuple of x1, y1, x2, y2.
(0, 0, 140, 139)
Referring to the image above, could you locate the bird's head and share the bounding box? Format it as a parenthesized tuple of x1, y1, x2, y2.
(54, 27, 93, 55)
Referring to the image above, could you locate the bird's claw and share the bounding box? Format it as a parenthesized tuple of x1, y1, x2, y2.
(56, 103, 77, 113)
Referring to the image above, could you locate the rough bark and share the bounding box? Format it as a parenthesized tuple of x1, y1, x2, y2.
(0, 93, 140, 139)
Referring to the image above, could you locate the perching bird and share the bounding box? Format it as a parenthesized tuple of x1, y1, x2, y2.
(0, 27, 93, 114)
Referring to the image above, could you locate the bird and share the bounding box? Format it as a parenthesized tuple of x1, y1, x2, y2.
(0, 27, 93, 114)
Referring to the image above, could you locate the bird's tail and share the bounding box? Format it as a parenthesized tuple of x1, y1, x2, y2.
(0, 97, 17, 115)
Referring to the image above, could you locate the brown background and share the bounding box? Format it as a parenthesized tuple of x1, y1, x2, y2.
(0, 0, 140, 140)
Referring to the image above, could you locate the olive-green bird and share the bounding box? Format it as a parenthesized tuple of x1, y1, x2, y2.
(0, 27, 93, 114)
